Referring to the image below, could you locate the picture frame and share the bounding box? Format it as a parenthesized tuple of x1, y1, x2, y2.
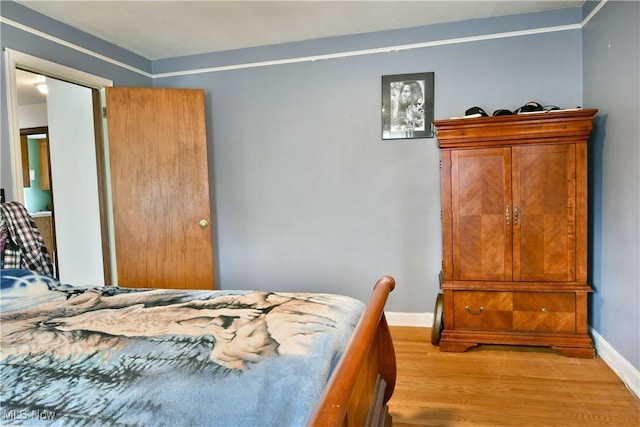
(382, 72, 434, 140)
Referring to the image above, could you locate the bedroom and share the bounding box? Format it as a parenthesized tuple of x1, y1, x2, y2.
(0, 0, 638, 422)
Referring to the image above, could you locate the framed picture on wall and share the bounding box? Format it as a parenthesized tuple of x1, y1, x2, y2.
(382, 72, 434, 140)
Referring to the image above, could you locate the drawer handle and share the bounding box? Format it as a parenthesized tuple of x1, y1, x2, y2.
(541, 307, 548, 313)
(464, 305, 484, 315)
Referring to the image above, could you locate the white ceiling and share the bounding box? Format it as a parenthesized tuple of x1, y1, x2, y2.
(14, 1, 584, 106)
(15, 1, 584, 60)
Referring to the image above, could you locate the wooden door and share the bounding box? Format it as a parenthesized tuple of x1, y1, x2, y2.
(105, 87, 214, 289)
(451, 148, 512, 281)
(37, 138, 51, 190)
(512, 144, 576, 281)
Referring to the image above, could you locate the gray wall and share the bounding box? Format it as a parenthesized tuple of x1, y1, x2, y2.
(1, 1, 637, 372)
(583, 1, 640, 371)
(155, 10, 584, 311)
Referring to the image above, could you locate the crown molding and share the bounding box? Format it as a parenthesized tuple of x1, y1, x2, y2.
(1, 2, 605, 80)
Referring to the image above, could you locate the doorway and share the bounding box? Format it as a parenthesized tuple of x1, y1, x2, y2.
(5, 49, 114, 285)
(6, 50, 216, 290)
(19, 124, 57, 276)
(20, 127, 51, 212)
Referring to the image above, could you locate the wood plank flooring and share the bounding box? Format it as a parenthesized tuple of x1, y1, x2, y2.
(388, 326, 639, 426)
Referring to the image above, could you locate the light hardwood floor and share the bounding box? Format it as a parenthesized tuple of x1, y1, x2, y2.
(388, 326, 639, 426)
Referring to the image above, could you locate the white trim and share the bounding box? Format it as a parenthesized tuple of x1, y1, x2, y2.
(386, 311, 433, 328)
(2, 2, 605, 79)
(98, 88, 118, 287)
(152, 24, 581, 79)
(0, 16, 151, 78)
(5, 49, 113, 89)
(3, 49, 23, 204)
(590, 327, 640, 399)
(582, 0, 608, 27)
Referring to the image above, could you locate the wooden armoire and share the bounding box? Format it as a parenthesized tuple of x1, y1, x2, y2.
(433, 109, 598, 358)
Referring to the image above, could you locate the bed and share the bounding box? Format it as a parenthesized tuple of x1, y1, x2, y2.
(0, 270, 396, 426)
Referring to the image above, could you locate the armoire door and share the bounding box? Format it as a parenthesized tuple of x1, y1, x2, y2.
(512, 144, 576, 281)
(105, 87, 214, 289)
(451, 147, 512, 281)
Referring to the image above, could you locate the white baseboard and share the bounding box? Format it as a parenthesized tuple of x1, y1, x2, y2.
(386, 312, 639, 399)
(590, 327, 640, 399)
(385, 311, 432, 328)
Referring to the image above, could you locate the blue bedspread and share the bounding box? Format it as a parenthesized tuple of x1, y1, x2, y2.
(0, 270, 365, 426)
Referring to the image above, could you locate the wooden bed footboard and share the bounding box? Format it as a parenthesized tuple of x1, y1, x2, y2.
(308, 276, 396, 427)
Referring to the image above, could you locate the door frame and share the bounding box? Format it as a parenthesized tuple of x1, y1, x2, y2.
(4, 49, 115, 284)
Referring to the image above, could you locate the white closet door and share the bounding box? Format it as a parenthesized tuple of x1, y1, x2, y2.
(46, 77, 104, 285)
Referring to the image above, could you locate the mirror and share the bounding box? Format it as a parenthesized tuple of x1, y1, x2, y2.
(20, 126, 52, 211)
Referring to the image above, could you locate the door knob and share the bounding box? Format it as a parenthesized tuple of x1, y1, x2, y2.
(199, 219, 209, 229)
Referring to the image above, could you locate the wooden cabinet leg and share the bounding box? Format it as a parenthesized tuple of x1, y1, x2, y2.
(552, 346, 596, 359)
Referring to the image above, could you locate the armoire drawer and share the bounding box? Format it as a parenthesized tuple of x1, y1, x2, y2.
(453, 291, 512, 331)
(452, 291, 576, 333)
(513, 292, 576, 333)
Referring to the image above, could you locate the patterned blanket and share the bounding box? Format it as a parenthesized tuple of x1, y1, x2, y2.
(0, 269, 365, 426)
